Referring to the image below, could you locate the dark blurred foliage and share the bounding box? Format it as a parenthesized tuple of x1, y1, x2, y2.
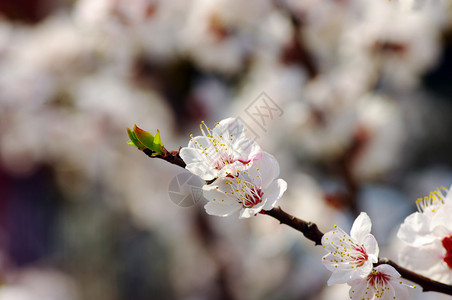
(0, 0, 67, 24)
(0, 166, 59, 266)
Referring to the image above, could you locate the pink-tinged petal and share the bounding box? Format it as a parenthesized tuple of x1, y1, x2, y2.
(362, 234, 379, 262)
(204, 201, 241, 217)
(397, 212, 436, 246)
(350, 212, 372, 243)
(248, 152, 280, 188)
(261, 179, 287, 210)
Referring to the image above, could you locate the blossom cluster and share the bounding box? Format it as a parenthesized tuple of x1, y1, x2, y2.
(321, 212, 410, 300)
(180, 118, 287, 218)
(397, 186, 452, 284)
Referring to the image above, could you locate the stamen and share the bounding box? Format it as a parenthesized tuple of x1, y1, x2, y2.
(415, 186, 448, 213)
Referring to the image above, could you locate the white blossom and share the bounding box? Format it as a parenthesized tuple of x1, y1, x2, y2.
(322, 212, 379, 285)
(348, 264, 409, 300)
(397, 185, 452, 247)
(180, 118, 262, 181)
(202, 152, 287, 218)
(398, 186, 452, 284)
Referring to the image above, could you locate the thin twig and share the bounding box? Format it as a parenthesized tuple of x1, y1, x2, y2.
(264, 206, 323, 246)
(142, 148, 186, 168)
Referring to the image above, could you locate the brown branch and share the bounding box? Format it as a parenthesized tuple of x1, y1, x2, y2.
(264, 206, 324, 246)
(142, 148, 186, 168)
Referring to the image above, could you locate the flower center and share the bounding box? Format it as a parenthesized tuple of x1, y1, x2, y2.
(352, 246, 369, 267)
(214, 153, 235, 170)
(367, 269, 391, 287)
(242, 188, 263, 208)
(442, 235, 452, 269)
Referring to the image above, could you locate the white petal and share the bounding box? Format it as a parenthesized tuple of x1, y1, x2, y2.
(398, 242, 444, 276)
(232, 138, 261, 161)
(321, 231, 337, 252)
(362, 234, 379, 262)
(239, 205, 264, 218)
(391, 281, 409, 300)
(185, 162, 218, 181)
(381, 282, 396, 300)
(321, 253, 343, 272)
(261, 179, 287, 210)
(213, 118, 247, 146)
(202, 180, 237, 203)
(374, 264, 401, 279)
(350, 212, 372, 243)
(322, 229, 351, 252)
(445, 185, 452, 203)
(326, 269, 352, 285)
(248, 152, 280, 188)
(349, 279, 369, 300)
(179, 147, 202, 164)
(215, 117, 245, 137)
(397, 212, 436, 246)
(350, 261, 373, 281)
(218, 160, 250, 178)
(180, 147, 219, 180)
(187, 136, 210, 149)
(431, 204, 452, 234)
(204, 201, 241, 217)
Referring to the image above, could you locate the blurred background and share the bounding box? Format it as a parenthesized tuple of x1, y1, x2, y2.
(0, 0, 452, 299)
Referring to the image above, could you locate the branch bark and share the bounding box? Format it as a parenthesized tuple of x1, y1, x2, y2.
(264, 206, 323, 246)
(142, 148, 186, 168)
